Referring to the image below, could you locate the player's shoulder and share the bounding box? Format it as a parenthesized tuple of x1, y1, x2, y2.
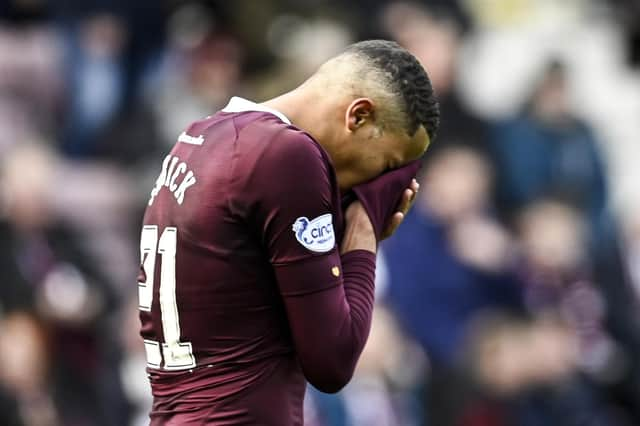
(236, 114, 318, 156)
(263, 122, 324, 165)
(233, 127, 328, 180)
(253, 122, 332, 187)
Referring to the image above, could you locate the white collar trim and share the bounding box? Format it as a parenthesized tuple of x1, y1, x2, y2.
(221, 96, 291, 125)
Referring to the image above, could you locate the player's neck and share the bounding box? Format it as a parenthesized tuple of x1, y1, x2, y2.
(261, 89, 332, 146)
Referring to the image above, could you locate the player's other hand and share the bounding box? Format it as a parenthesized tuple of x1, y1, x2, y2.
(380, 178, 419, 240)
(350, 160, 421, 241)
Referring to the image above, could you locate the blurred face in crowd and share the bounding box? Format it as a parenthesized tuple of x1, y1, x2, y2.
(189, 36, 243, 106)
(1, 144, 56, 230)
(382, 2, 460, 94)
(0, 313, 49, 395)
(518, 200, 585, 273)
(81, 14, 126, 58)
(419, 147, 492, 221)
(532, 63, 570, 123)
(471, 316, 576, 396)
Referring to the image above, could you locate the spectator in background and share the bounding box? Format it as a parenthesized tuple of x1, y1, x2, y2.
(461, 200, 634, 426)
(61, 13, 128, 158)
(250, 15, 353, 101)
(462, 201, 635, 426)
(489, 60, 610, 249)
(147, 22, 244, 148)
(380, 2, 489, 154)
(0, 144, 125, 426)
(383, 146, 630, 426)
(53, 0, 167, 162)
(508, 200, 630, 425)
(0, 312, 59, 426)
(0, 1, 63, 156)
(383, 146, 521, 425)
(464, 313, 577, 426)
(516, 200, 615, 378)
(489, 58, 640, 421)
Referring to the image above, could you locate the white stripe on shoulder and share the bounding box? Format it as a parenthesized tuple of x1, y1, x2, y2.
(221, 96, 291, 124)
(178, 132, 204, 146)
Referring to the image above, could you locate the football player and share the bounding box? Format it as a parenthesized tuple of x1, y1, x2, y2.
(138, 39, 439, 425)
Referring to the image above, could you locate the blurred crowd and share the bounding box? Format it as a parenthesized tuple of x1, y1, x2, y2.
(0, 1, 639, 425)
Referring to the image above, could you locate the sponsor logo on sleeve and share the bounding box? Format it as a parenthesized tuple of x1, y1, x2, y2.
(292, 214, 335, 253)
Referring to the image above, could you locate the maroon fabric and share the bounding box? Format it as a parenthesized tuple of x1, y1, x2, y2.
(150, 358, 305, 425)
(275, 249, 376, 392)
(139, 110, 377, 424)
(351, 159, 422, 239)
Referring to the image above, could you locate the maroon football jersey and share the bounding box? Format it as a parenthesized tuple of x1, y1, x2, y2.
(138, 99, 352, 424)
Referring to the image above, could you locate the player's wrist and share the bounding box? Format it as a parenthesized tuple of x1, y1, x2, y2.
(341, 201, 376, 254)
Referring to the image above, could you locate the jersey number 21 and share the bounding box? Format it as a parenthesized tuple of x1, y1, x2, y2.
(138, 225, 196, 370)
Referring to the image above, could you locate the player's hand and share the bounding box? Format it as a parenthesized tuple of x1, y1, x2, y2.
(349, 160, 422, 241)
(380, 178, 419, 240)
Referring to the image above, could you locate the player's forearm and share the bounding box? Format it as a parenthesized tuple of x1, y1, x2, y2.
(311, 249, 376, 392)
(277, 249, 376, 393)
(338, 249, 377, 360)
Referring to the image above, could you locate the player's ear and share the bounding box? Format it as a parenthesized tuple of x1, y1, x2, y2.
(346, 98, 375, 132)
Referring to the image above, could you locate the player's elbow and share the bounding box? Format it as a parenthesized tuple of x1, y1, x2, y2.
(299, 341, 365, 393)
(305, 366, 354, 394)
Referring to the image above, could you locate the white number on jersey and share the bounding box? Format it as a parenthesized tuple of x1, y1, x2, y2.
(138, 226, 196, 370)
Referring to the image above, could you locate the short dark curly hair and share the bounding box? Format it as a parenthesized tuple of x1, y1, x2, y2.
(344, 39, 440, 141)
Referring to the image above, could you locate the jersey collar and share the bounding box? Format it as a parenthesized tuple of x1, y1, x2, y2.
(221, 96, 291, 125)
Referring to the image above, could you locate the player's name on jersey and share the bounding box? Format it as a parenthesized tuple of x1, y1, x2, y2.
(148, 154, 197, 206)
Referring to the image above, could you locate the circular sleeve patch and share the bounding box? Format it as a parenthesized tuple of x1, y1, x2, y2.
(291, 214, 335, 253)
